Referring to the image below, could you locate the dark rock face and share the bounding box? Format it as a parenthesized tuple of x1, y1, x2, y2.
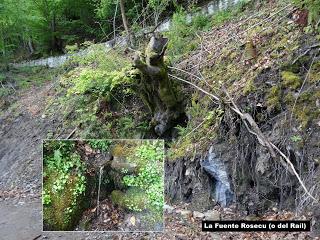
(165, 145, 234, 210)
(312, 205, 320, 237)
(201, 146, 234, 207)
(165, 156, 214, 212)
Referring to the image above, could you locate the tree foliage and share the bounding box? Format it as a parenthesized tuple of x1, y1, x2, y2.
(0, 0, 175, 59)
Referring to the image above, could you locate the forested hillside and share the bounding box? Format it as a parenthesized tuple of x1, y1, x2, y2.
(0, 0, 208, 60)
(0, 0, 320, 239)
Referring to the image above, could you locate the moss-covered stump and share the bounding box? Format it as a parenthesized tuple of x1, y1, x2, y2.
(132, 34, 185, 136)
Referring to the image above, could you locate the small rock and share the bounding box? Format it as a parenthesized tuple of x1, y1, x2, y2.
(179, 210, 192, 218)
(245, 215, 259, 221)
(193, 211, 204, 219)
(129, 216, 136, 226)
(163, 204, 174, 213)
(185, 168, 193, 176)
(204, 210, 220, 220)
(209, 233, 221, 240)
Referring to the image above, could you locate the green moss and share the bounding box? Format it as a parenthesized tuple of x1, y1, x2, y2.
(44, 174, 86, 230)
(281, 71, 302, 90)
(159, 77, 179, 108)
(261, 28, 276, 37)
(297, 92, 313, 103)
(248, 26, 263, 37)
(114, 142, 144, 157)
(167, 137, 193, 160)
(284, 92, 295, 104)
(243, 78, 256, 95)
(266, 86, 281, 111)
(111, 190, 125, 206)
(292, 90, 320, 129)
(229, 51, 239, 60)
(294, 107, 312, 129)
(309, 61, 320, 83)
(281, 62, 300, 74)
(111, 188, 148, 212)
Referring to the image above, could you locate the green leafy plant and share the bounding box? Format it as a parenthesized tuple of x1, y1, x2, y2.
(87, 139, 111, 151)
(290, 135, 302, 142)
(122, 141, 164, 212)
(43, 140, 87, 230)
(42, 190, 52, 205)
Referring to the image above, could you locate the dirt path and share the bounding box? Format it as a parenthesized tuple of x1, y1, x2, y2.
(0, 201, 42, 240)
(0, 82, 61, 193)
(0, 81, 63, 240)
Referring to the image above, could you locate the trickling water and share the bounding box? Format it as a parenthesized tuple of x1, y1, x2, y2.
(201, 146, 234, 207)
(96, 166, 104, 216)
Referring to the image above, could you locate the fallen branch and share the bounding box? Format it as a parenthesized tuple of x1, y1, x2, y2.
(223, 87, 277, 159)
(292, 43, 320, 65)
(168, 74, 220, 102)
(67, 127, 77, 139)
(32, 235, 42, 240)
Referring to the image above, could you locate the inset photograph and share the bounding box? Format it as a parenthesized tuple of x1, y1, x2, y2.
(42, 139, 164, 232)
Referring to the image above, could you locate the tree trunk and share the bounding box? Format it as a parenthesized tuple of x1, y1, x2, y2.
(119, 0, 134, 47)
(132, 34, 184, 136)
(27, 38, 35, 55)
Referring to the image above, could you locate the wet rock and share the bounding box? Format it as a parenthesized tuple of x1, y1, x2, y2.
(111, 160, 137, 172)
(185, 167, 193, 176)
(91, 152, 112, 167)
(201, 146, 234, 207)
(165, 156, 213, 211)
(255, 148, 270, 174)
(204, 210, 220, 221)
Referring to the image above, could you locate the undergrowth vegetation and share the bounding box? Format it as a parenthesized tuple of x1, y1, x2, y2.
(293, 0, 320, 32)
(122, 141, 164, 212)
(39, 0, 255, 141)
(48, 46, 148, 139)
(2, 0, 320, 233)
(168, 0, 320, 164)
(43, 140, 87, 230)
(165, 0, 252, 62)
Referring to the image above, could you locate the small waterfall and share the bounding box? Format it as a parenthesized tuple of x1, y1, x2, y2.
(96, 166, 104, 216)
(201, 146, 234, 207)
